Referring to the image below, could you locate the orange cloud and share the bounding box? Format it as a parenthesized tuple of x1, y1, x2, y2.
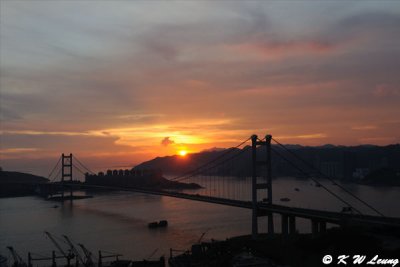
(373, 84, 400, 97)
(351, 125, 377, 131)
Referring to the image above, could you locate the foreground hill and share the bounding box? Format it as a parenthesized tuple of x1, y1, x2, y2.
(135, 144, 400, 185)
(0, 170, 48, 197)
(0, 170, 48, 183)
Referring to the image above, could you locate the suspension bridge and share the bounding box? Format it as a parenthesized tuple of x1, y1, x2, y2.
(39, 134, 400, 239)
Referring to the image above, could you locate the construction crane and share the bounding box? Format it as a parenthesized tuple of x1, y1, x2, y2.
(44, 231, 74, 267)
(78, 244, 95, 267)
(146, 248, 158, 260)
(197, 228, 211, 243)
(6, 247, 27, 267)
(62, 235, 85, 266)
(97, 251, 123, 267)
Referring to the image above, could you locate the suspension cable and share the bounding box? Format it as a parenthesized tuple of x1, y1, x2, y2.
(73, 164, 87, 176)
(50, 168, 62, 183)
(73, 155, 95, 175)
(272, 137, 384, 217)
(175, 146, 251, 182)
(47, 155, 62, 180)
(170, 137, 251, 181)
(271, 147, 363, 215)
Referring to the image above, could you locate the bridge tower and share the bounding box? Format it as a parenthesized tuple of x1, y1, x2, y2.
(251, 134, 274, 239)
(61, 153, 73, 200)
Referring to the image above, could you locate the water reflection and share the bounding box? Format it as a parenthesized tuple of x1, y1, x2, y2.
(1, 177, 399, 262)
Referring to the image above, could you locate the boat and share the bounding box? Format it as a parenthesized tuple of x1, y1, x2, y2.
(280, 197, 290, 202)
(158, 220, 168, 227)
(148, 220, 168, 229)
(148, 222, 159, 228)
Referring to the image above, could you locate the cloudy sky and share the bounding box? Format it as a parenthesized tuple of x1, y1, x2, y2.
(1, 1, 400, 176)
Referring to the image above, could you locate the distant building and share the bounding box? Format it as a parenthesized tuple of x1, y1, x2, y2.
(320, 161, 342, 179)
(85, 168, 163, 187)
(342, 151, 357, 180)
(352, 168, 370, 180)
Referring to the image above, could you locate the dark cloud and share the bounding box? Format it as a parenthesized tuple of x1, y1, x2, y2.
(161, 137, 174, 146)
(1, 1, 400, 172)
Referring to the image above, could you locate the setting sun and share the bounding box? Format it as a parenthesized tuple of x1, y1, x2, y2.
(178, 150, 187, 156)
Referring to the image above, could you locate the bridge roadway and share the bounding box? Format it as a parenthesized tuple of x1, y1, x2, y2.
(61, 183, 400, 230)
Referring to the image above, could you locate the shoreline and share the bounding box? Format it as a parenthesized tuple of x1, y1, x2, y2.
(170, 227, 400, 267)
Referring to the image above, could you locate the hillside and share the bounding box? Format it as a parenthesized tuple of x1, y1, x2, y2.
(0, 171, 49, 183)
(134, 144, 400, 185)
(0, 170, 48, 197)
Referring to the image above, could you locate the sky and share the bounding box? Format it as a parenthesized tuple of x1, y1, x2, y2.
(1, 1, 400, 176)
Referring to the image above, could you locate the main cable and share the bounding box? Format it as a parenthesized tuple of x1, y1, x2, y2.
(175, 145, 251, 182)
(271, 147, 363, 215)
(48, 155, 62, 180)
(272, 137, 384, 217)
(73, 155, 95, 175)
(170, 137, 251, 181)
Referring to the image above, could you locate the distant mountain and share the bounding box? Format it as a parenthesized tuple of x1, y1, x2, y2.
(134, 144, 400, 185)
(201, 147, 226, 152)
(135, 148, 247, 176)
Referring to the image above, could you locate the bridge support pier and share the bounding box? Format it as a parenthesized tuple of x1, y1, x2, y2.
(61, 153, 73, 201)
(251, 134, 274, 239)
(282, 215, 296, 236)
(312, 220, 327, 237)
(320, 221, 327, 233)
(251, 136, 258, 239)
(312, 219, 319, 237)
(289, 216, 296, 234)
(268, 212, 274, 236)
(281, 215, 288, 236)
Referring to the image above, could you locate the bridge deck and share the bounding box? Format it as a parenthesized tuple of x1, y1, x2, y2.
(55, 183, 400, 229)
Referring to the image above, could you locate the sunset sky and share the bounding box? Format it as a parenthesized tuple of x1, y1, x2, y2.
(1, 1, 400, 176)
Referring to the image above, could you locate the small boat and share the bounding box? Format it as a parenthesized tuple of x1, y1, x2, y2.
(148, 220, 168, 228)
(148, 222, 159, 228)
(158, 220, 168, 227)
(280, 197, 290, 202)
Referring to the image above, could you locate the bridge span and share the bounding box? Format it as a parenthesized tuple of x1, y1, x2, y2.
(43, 134, 400, 239)
(56, 182, 400, 237)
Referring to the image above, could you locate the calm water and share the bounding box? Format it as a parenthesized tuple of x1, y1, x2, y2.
(1, 177, 399, 264)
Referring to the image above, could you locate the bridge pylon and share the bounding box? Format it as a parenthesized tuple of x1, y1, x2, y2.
(251, 134, 274, 239)
(61, 153, 73, 200)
